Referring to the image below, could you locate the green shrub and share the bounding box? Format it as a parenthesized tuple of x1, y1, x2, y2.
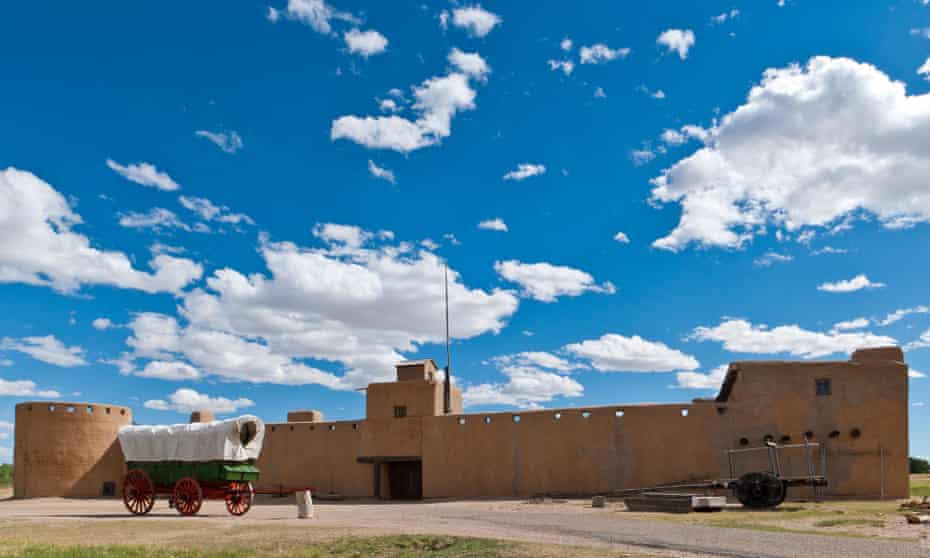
(0, 463, 12, 486)
(911, 457, 930, 474)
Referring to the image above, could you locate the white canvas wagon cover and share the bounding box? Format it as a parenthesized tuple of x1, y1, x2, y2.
(118, 415, 265, 462)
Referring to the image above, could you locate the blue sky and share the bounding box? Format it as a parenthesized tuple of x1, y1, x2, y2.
(1, 0, 930, 463)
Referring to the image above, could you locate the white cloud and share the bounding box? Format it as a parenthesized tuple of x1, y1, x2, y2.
(267, 0, 358, 35)
(919, 57, 930, 80)
(0, 168, 202, 295)
(118, 208, 191, 231)
(144, 388, 253, 415)
(495, 260, 615, 303)
(448, 48, 490, 81)
(593, 87, 607, 99)
(547, 59, 574, 75)
(631, 149, 655, 166)
(449, 5, 501, 37)
(878, 306, 929, 326)
(1, 335, 87, 367)
(613, 232, 630, 243)
(651, 57, 930, 251)
(661, 129, 686, 146)
(478, 218, 508, 232)
(657, 29, 695, 59)
(638, 85, 666, 99)
(195, 130, 243, 154)
(579, 43, 630, 65)
(379, 99, 399, 113)
(753, 252, 793, 267)
(817, 274, 885, 293)
(367, 160, 396, 184)
(675, 364, 728, 389)
(0, 378, 61, 398)
(691, 318, 896, 359)
(661, 125, 709, 148)
(92, 318, 114, 331)
(911, 27, 930, 38)
(503, 163, 546, 181)
(106, 159, 179, 191)
(832, 317, 869, 331)
(344, 28, 388, 57)
(565, 333, 699, 373)
(910, 369, 926, 379)
(906, 329, 930, 351)
(811, 246, 847, 256)
(136, 361, 202, 381)
(332, 58, 481, 152)
(560, 38, 573, 51)
(178, 196, 254, 226)
(463, 365, 583, 409)
(114, 227, 519, 389)
(0, 360, 12, 367)
(710, 9, 739, 24)
(491, 351, 579, 373)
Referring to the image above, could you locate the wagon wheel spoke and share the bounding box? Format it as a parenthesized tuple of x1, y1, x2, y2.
(225, 482, 253, 516)
(123, 469, 155, 516)
(173, 477, 203, 516)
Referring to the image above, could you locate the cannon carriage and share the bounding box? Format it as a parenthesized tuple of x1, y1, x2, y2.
(118, 415, 264, 517)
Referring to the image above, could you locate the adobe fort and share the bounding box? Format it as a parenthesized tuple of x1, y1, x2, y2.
(12, 346, 909, 501)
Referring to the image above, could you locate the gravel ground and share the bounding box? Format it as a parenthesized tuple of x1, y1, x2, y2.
(0, 496, 927, 558)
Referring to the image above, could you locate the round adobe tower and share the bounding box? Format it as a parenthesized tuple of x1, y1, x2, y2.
(14, 401, 131, 498)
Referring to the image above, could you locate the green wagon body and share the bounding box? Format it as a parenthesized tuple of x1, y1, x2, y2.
(127, 460, 260, 486)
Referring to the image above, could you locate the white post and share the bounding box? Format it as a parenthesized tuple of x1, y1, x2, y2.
(296, 489, 314, 518)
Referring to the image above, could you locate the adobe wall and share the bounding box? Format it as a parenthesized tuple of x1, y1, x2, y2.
(420, 403, 726, 498)
(14, 401, 132, 498)
(259, 348, 909, 500)
(721, 351, 909, 498)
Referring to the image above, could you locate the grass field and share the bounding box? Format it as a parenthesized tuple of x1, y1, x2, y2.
(911, 474, 930, 498)
(0, 536, 653, 558)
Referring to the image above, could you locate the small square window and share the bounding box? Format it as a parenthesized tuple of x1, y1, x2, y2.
(815, 378, 832, 396)
(393, 406, 407, 418)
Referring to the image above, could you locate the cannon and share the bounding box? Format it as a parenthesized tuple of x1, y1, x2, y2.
(117, 415, 264, 517)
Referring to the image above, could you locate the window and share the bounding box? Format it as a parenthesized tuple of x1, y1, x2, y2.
(393, 406, 407, 418)
(815, 378, 832, 396)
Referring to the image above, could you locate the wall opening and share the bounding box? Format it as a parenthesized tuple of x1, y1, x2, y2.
(387, 461, 422, 500)
(393, 406, 407, 418)
(681, 409, 689, 417)
(815, 378, 832, 396)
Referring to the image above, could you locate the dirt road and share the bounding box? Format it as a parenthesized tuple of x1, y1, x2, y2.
(0, 496, 927, 558)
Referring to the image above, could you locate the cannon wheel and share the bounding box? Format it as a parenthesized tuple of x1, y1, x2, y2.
(173, 477, 203, 516)
(225, 482, 254, 516)
(735, 472, 787, 509)
(122, 468, 155, 516)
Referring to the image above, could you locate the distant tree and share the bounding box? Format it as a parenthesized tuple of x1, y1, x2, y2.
(911, 457, 930, 474)
(0, 464, 12, 485)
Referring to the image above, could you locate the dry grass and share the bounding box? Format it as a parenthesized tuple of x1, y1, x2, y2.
(0, 536, 654, 558)
(621, 497, 915, 540)
(911, 475, 930, 498)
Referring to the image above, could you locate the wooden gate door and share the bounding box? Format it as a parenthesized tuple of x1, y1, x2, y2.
(388, 461, 422, 500)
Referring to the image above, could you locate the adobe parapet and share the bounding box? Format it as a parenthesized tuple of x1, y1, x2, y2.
(14, 401, 131, 498)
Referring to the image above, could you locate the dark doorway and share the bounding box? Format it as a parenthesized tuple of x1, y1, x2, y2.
(388, 461, 422, 500)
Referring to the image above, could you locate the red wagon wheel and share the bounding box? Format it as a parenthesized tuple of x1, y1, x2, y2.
(122, 468, 155, 516)
(225, 482, 254, 516)
(173, 477, 203, 516)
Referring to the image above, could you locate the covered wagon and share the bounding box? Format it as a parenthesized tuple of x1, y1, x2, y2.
(117, 415, 264, 516)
